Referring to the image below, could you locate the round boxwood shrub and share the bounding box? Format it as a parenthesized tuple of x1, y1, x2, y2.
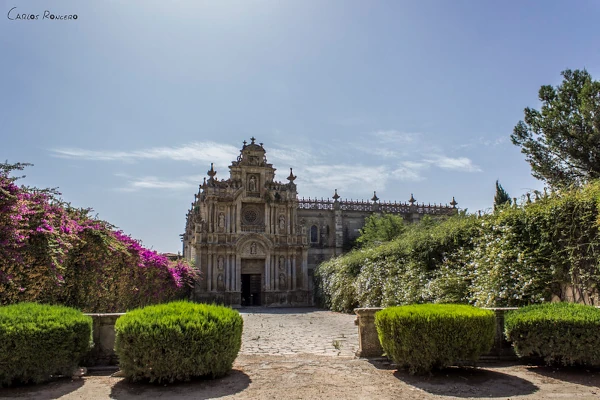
(114, 301, 243, 383)
(375, 304, 495, 374)
(0, 303, 93, 387)
(505, 302, 600, 366)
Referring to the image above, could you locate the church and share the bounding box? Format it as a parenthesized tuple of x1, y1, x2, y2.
(181, 138, 458, 307)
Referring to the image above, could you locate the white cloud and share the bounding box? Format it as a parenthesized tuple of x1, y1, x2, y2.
(116, 176, 198, 192)
(369, 130, 421, 144)
(424, 155, 482, 172)
(51, 141, 239, 169)
(267, 143, 317, 167)
(391, 161, 429, 182)
(297, 164, 390, 197)
(56, 135, 480, 194)
(455, 136, 508, 150)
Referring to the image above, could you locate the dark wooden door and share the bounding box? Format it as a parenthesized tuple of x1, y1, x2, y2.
(242, 274, 262, 306)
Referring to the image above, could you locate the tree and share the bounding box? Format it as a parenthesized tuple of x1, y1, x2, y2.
(511, 69, 600, 188)
(493, 180, 511, 210)
(356, 214, 405, 248)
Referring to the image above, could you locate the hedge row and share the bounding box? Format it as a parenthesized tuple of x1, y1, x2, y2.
(316, 182, 600, 312)
(0, 303, 93, 387)
(115, 301, 243, 383)
(375, 304, 495, 374)
(505, 303, 600, 366)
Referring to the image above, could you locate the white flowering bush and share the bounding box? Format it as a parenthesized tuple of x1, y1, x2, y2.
(315, 182, 600, 312)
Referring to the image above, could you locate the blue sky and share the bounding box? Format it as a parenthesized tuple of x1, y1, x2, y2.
(2, 0, 599, 253)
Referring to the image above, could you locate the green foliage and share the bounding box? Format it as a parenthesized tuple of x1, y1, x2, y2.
(114, 301, 243, 383)
(505, 302, 600, 366)
(0, 162, 198, 312)
(316, 181, 600, 311)
(511, 69, 600, 188)
(356, 214, 406, 248)
(316, 215, 480, 312)
(493, 180, 511, 210)
(375, 304, 494, 374)
(468, 182, 600, 306)
(0, 303, 92, 387)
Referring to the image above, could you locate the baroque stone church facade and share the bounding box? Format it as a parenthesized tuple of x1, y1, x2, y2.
(182, 138, 458, 307)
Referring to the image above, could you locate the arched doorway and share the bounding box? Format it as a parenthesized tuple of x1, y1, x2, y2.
(241, 258, 264, 306)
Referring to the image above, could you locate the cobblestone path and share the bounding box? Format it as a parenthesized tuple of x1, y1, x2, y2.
(239, 307, 358, 357)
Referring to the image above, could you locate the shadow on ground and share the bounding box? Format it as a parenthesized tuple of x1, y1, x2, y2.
(0, 377, 84, 399)
(109, 369, 251, 399)
(369, 359, 539, 398)
(526, 365, 600, 388)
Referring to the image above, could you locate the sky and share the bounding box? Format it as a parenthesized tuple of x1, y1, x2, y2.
(2, 0, 600, 253)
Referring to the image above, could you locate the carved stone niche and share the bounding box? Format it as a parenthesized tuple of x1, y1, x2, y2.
(247, 174, 259, 192)
(243, 241, 265, 257)
(278, 215, 286, 232)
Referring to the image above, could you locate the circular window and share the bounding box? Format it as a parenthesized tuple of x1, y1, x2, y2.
(243, 209, 258, 224)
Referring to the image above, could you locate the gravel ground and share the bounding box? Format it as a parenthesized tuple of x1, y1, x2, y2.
(1, 355, 599, 400)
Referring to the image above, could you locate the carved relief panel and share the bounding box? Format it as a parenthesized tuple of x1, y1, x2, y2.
(243, 241, 266, 257)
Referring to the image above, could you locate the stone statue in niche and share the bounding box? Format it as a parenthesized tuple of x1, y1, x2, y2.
(279, 256, 285, 271)
(218, 213, 225, 228)
(250, 242, 257, 255)
(217, 256, 224, 271)
(249, 175, 257, 192)
(279, 273, 287, 290)
(279, 215, 285, 231)
(217, 274, 224, 290)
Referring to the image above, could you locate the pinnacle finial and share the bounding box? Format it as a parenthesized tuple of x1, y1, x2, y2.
(250, 136, 256, 144)
(207, 163, 217, 178)
(371, 191, 379, 203)
(332, 189, 340, 201)
(287, 167, 296, 182)
(450, 196, 458, 208)
(409, 193, 416, 205)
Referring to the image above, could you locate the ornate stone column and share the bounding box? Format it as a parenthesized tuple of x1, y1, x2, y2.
(287, 255, 292, 290)
(265, 255, 271, 290)
(225, 254, 231, 291)
(302, 250, 308, 290)
(292, 256, 297, 290)
(235, 255, 241, 291)
(207, 252, 213, 292)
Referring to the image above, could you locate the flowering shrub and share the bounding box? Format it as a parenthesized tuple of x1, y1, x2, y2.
(0, 162, 198, 312)
(315, 214, 479, 312)
(316, 182, 600, 311)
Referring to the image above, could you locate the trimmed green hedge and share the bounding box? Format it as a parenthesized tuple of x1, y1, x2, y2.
(114, 301, 243, 383)
(505, 302, 600, 366)
(0, 303, 93, 387)
(375, 304, 495, 374)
